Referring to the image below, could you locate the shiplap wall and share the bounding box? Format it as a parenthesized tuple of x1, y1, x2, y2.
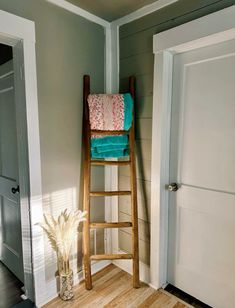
(118, 0, 235, 265)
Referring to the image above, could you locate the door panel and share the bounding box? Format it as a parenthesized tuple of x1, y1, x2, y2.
(181, 53, 235, 192)
(2, 197, 21, 252)
(0, 74, 18, 180)
(168, 39, 235, 307)
(0, 60, 24, 282)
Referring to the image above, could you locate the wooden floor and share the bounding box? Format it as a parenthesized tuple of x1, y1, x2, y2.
(0, 261, 23, 308)
(45, 264, 191, 308)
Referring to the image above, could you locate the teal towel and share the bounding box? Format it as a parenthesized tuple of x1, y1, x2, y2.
(91, 93, 133, 158)
(123, 93, 133, 130)
(91, 135, 129, 158)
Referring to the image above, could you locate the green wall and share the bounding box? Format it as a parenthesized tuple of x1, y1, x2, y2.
(118, 0, 235, 265)
(0, 0, 105, 280)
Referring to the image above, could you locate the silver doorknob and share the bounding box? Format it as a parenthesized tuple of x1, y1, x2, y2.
(167, 183, 178, 192)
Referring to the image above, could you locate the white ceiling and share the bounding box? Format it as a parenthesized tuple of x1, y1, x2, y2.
(67, 0, 160, 21)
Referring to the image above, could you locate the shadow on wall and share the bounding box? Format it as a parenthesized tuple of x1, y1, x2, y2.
(125, 78, 150, 225)
(119, 77, 151, 264)
(42, 186, 79, 281)
(135, 141, 150, 239)
(41, 151, 105, 282)
(77, 155, 105, 272)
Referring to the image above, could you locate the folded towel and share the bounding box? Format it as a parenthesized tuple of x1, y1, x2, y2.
(88, 93, 133, 158)
(91, 135, 129, 158)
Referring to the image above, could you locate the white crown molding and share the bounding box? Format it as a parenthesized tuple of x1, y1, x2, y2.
(45, 0, 179, 95)
(46, 0, 179, 29)
(45, 0, 109, 28)
(111, 0, 178, 27)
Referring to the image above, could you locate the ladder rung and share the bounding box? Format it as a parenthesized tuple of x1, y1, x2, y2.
(90, 191, 131, 197)
(91, 160, 131, 166)
(91, 129, 129, 135)
(90, 254, 133, 260)
(90, 222, 132, 229)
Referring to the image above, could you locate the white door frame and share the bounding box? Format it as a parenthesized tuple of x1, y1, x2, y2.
(0, 9, 47, 306)
(151, 4, 235, 289)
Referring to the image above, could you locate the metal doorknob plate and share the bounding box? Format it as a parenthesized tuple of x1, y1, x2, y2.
(167, 183, 178, 192)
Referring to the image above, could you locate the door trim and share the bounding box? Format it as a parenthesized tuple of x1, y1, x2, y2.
(151, 4, 235, 289)
(0, 9, 47, 306)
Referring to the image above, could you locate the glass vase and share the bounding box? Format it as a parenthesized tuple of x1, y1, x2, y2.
(58, 259, 74, 300)
(59, 268, 74, 300)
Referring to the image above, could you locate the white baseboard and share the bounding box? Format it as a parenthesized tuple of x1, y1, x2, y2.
(112, 250, 150, 285)
(40, 260, 111, 307)
(91, 260, 111, 276)
(149, 283, 160, 290)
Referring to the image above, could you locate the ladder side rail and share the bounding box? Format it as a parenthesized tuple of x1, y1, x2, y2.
(129, 76, 140, 288)
(83, 75, 92, 290)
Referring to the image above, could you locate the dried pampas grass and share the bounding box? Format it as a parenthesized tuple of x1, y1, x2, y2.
(38, 209, 86, 268)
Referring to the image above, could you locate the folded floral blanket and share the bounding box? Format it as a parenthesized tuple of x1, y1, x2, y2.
(88, 93, 133, 158)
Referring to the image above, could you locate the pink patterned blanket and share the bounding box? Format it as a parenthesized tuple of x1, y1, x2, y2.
(88, 94, 125, 131)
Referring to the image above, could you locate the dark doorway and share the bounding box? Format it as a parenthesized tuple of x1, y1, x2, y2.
(0, 43, 24, 307)
(0, 261, 24, 307)
(0, 43, 12, 65)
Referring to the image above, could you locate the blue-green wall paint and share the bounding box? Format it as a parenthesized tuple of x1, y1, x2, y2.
(0, 0, 105, 280)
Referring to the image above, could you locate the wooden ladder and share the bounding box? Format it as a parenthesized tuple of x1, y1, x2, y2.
(82, 75, 140, 290)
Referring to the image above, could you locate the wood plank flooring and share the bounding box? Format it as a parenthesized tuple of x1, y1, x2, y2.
(0, 261, 23, 308)
(44, 264, 191, 308)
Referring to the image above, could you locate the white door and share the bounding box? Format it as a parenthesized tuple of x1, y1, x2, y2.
(0, 60, 24, 282)
(168, 38, 235, 308)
